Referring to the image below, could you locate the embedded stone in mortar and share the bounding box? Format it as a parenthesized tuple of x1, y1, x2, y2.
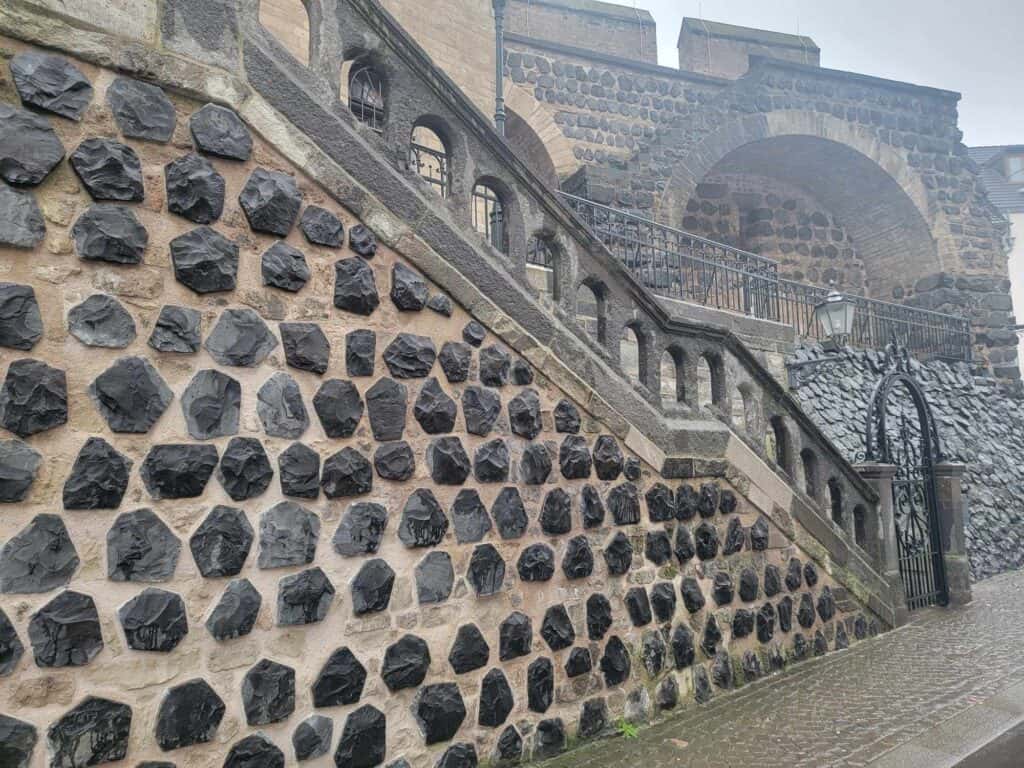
(479, 345, 510, 387)
(313, 378, 364, 438)
(384, 333, 437, 378)
(415, 551, 454, 604)
(651, 581, 677, 622)
(462, 321, 486, 347)
(107, 77, 175, 141)
(0, 183, 45, 248)
(625, 587, 653, 626)
(69, 138, 144, 202)
(492, 487, 527, 539)
(89, 356, 172, 433)
(474, 438, 510, 482)
(205, 308, 278, 367)
(10, 52, 92, 120)
(365, 377, 407, 440)
(321, 447, 373, 498)
(439, 341, 472, 383)
(258, 501, 320, 569)
(217, 437, 274, 501)
(413, 683, 466, 745)
(46, 697, 131, 768)
(562, 535, 594, 579)
(206, 578, 261, 640)
(645, 483, 675, 523)
(62, 436, 132, 510)
(170, 226, 238, 292)
(600, 636, 631, 686)
(348, 224, 377, 257)
(0, 104, 65, 185)
(608, 482, 640, 525)
(462, 385, 501, 436)
(165, 152, 225, 224)
(0, 439, 40, 503)
(149, 305, 201, 353)
(190, 505, 254, 578)
(756, 602, 776, 644)
(382, 634, 431, 691)
(415, 377, 457, 434)
(189, 103, 252, 161)
(334, 257, 380, 315)
(479, 668, 514, 726)
(140, 443, 219, 499)
(0, 283, 43, 350)
(391, 262, 428, 311)
(448, 624, 489, 674)
(517, 543, 555, 582)
(565, 648, 592, 678)
(671, 624, 694, 669)
(427, 436, 471, 485)
(499, 611, 532, 661)
(603, 531, 632, 575)
(586, 593, 612, 641)
(0, 606, 25, 675)
(0, 358, 66, 437)
(300, 205, 344, 247)
(225, 734, 284, 768)
(239, 167, 302, 235)
(540, 605, 575, 651)
(28, 590, 102, 667)
(374, 441, 415, 481)
(399, 488, 449, 546)
(282, 322, 330, 375)
(553, 399, 581, 433)
(262, 241, 310, 292)
(580, 484, 605, 528)
(313, 646, 366, 707)
(118, 587, 188, 652)
(451, 489, 492, 543)
(278, 442, 320, 499)
(182, 368, 241, 440)
(508, 388, 542, 439)
(242, 658, 295, 725)
(352, 557, 396, 614)
(155, 678, 225, 750)
(346, 328, 376, 376)
(106, 508, 181, 582)
(592, 435, 623, 480)
(277, 566, 335, 626)
(257, 371, 309, 439)
(335, 705, 386, 767)
(467, 543, 505, 596)
(293, 714, 333, 762)
(0, 513, 79, 593)
(559, 435, 592, 479)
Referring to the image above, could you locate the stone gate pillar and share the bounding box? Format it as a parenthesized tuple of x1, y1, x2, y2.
(933, 463, 972, 607)
(856, 462, 909, 627)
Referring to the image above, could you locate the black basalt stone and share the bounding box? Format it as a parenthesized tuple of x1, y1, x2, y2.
(415, 551, 452, 604)
(47, 697, 131, 768)
(225, 734, 284, 768)
(517, 544, 555, 582)
(118, 587, 188, 651)
(365, 377, 407, 441)
(353, 558, 396, 614)
(277, 567, 334, 626)
(140, 444, 218, 499)
(492, 487, 528, 539)
(723, 516, 745, 555)
(313, 379, 363, 438)
(676, 484, 699, 520)
(68, 294, 136, 349)
(499, 611, 532, 661)
(798, 593, 816, 629)
(346, 329, 376, 376)
(334, 258, 380, 315)
(719, 489, 737, 514)
(321, 447, 372, 498)
(651, 582, 677, 622)
(694, 521, 719, 560)
(0, 514, 78, 594)
(239, 167, 301, 235)
(333, 502, 387, 557)
(279, 442, 320, 499)
(645, 530, 671, 565)
(562, 535, 594, 579)
(391, 262, 428, 311)
(680, 576, 705, 614)
(399, 488, 448, 546)
(428, 437, 471, 485)
(479, 668, 514, 726)
(671, 623, 695, 669)
(449, 624, 489, 674)
(259, 501, 319, 569)
(282, 322, 330, 375)
(474, 439, 509, 483)
(28, 590, 101, 667)
(382, 634, 430, 691)
(348, 223, 377, 257)
(778, 595, 793, 633)
(793, 633, 809, 660)
(107, 77, 174, 141)
(206, 578, 261, 640)
(804, 561, 819, 587)
(578, 699, 607, 740)
(90, 356, 171, 434)
(817, 586, 836, 621)
(462, 321, 486, 347)
(693, 665, 712, 703)
(218, 437, 273, 501)
(414, 683, 466, 745)
(623, 458, 641, 481)
(540, 604, 575, 651)
(786, 558, 803, 592)
(427, 293, 452, 316)
(835, 622, 849, 650)
(73, 205, 148, 266)
(712, 572, 734, 606)
(468, 544, 505, 596)
(698, 483, 719, 518)
(764, 564, 782, 597)
(437, 743, 478, 768)
(711, 650, 732, 689)
(508, 389, 542, 439)
(741, 649, 761, 683)
(586, 593, 612, 640)
(105, 508, 181, 583)
(262, 241, 310, 292)
(384, 333, 436, 378)
(334, 705, 386, 768)
(257, 372, 308, 439)
(756, 601, 776, 643)
(62, 437, 131, 510)
(528, 657, 554, 713)
(0, 104, 64, 186)
(0, 283, 42, 351)
(439, 341, 472, 383)
(293, 714, 332, 761)
(674, 525, 695, 563)
(559, 435, 591, 479)
(608, 482, 640, 525)
(814, 629, 828, 656)
(739, 567, 759, 602)
(0, 183, 45, 248)
(701, 616, 722, 657)
(11, 52, 92, 120)
(205, 308, 278, 367)
(600, 636, 630, 686)
(170, 226, 237, 292)
(243, 658, 295, 725)
(642, 629, 666, 676)
(165, 153, 225, 224)
(626, 587, 653, 627)
(70, 138, 143, 202)
(190, 103, 251, 160)
(479, 346, 510, 387)
(461, 386, 501, 436)
(415, 378, 457, 433)
(603, 531, 633, 575)
(534, 719, 566, 760)
(553, 399, 580, 433)
(451, 489, 491, 543)
(520, 443, 551, 485)
(149, 305, 201, 353)
(540, 488, 571, 534)
(182, 368, 240, 440)
(313, 646, 366, 707)
(0, 606, 24, 674)
(374, 441, 415, 481)
(580, 485, 605, 528)
(511, 359, 532, 385)
(751, 515, 770, 551)
(732, 608, 754, 639)
(155, 678, 224, 750)
(563, 647, 592, 679)
(646, 483, 676, 523)
(0, 358, 67, 437)
(300, 205, 344, 247)
(657, 674, 680, 710)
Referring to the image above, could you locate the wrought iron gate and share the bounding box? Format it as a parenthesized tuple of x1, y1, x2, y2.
(864, 336, 948, 610)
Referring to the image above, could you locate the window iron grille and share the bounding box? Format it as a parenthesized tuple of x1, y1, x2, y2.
(349, 64, 385, 132)
(472, 184, 507, 253)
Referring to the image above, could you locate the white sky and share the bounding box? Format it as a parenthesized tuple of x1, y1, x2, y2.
(640, 0, 1022, 147)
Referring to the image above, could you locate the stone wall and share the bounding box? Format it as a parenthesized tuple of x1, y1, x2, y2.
(0, 40, 881, 768)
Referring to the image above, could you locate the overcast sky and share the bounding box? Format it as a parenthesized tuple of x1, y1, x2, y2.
(640, 0, 1021, 147)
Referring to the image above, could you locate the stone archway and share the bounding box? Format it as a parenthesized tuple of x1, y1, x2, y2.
(503, 82, 578, 182)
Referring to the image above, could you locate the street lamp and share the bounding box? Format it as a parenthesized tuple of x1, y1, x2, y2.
(813, 288, 856, 353)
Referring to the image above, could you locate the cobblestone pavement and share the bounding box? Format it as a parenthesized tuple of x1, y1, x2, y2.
(543, 570, 1024, 768)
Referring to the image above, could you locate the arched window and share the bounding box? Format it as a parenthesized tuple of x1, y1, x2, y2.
(662, 346, 686, 406)
(769, 415, 791, 474)
(575, 278, 606, 344)
(620, 325, 642, 384)
(697, 356, 713, 409)
(409, 124, 450, 198)
(527, 235, 558, 300)
(697, 352, 725, 410)
(801, 448, 819, 500)
(828, 477, 843, 527)
(472, 183, 508, 254)
(259, 0, 310, 65)
(348, 63, 385, 132)
(853, 505, 868, 550)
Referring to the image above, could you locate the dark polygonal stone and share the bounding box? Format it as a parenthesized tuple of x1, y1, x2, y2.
(239, 168, 301, 235)
(553, 399, 580, 434)
(623, 458, 641, 481)
(565, 648, 591, 678)
(107, 77, 174, 141)
(205, 578, 261, 640)
(225, 734, 284, 768)
(259, 501, 319, 569)
(657, 674, 679, 710)
(107, 509, 182, 584)
(462, 321, 486, 347)
(451, 489, 491, 543)
(293, 714, 332, 762)
(348, 223, 377, 258)
(468, 544, 505, 596)
(0, 283, 42, 351)
(382, 634, 430, 691)
(300, 205, 344, 247)
(625, 587, 652, 627)
(680, 576, 705, 614)
(74, 204, 150, 264)
(742, 650, 761, 682)
(449, 624, 489, 674)
(437, 743, 477, 768)
(580, 485, 605, 528)
(499, 612, 532, 661)
(674, 525, 695, 563)
(0, 183, 44, 248)
(495, 727, 524, 765)
(170, 226, 237, 292)
(701, 616, 722, 657)
(277, 567, 334, 626)
(90, 356, 171, 434)
(694, 521, 719, 560)
(428, 437, 471, 485)
(676, 484, 699, 520)
(804, 561, 819, 587)
(155, 678, 224, 750)
(586, 593, 612, 640)
(258, 372, 308, 439)
(427, 293, 452, 316)
(528, 657, 554, 713)
(0, 358, 67, 437)
(603, 531, 633, 576)
(279, 442, 320, 499)
(608, 482, 640, 526)
(69, 138, 143, 202)
(642, 629, 666, 676)
(540, 605, 575, 651)
(520, 443, 551, 485)
(814, 630, 828, 656)
(0, 514, 78, 593)
(712, 572, 733, 606)
(28, 590, 101, 667)
(399, 488, 448, 546)
(562, 535, 594, 579)
(719, 489, 738, 514)
(391, 262, 428, 311)
(313, 379, 363, 438)
(517, 543, 555, 582)
(62, 437, 131, 510)
(439, 341, 472, 383)
(205, 308, 278, 367)
(333, 502, 387, 557)
(0, 606, 24, 674)
(492, 487, 528, 539)
(739, 567, 759, 602)
(118, 587, 188, 651)
(600, 636, 630, 686)
(384, 333, 436, 378)
(47, 697, 131, 768)
(817, 586, 836, 622)
(508, 388, 542, 439)
(835, 622, 849, 650)
(415, 378, 457, 433)
(334, 258, 380, 315)
(534, 719, 566, 760)
(751, 515, 770, 551)
(511, 359, 532, 385)
(732, 609, 754, 639)
(313, 646, 366, 707)
(756, 602, 776, 644)
(479, 668, 514, 726)
(182, 368, 240, 440)
(671, 623, 695, 669)
(149, 305, 201, 353)
(189, 104, 252, 160)
(374, 441, 415, 481)
(651, 582, 677, 623)
(786, 558, 803, 592)
(764, 564, 782, 597)
(189, 505, 252, 577)
(0, 104, 64, 185)
(645, 529, 671, 565)
(722, 516, 745, 555)
(11, 52, 91, 120)
(711, 650, 732, 689)
(218, 437, 273, 501)
(646, 483, 676, 523)
(778, 596, 793, 633)
(559, 435, 591, 479)
(461, 386, 501, 436)
(243, 658, 295, 725)
(0, 714, 35, 768)
(262, 241, 310, 292)
(365, 377, 407, 441)
(793, 633, 809, 660)
(334, 705, 385, 768)
(165, 153, 225, 224)
(769, 645, 786, 671)
(578, 699, 607, 740)
(415, 552, 452, 604)
(140, 444, 218, 499)
(414, 683, 466, 745)
(346, 329, 376, 376)
(282, 322, 330, 375)
(321, 447, 373, 498)
(698, 483, 719, 518)
(798, 593, 816, 629)
(540, 488, 571, 534)
(479, 346, 510, 387)
(693, 665, 712, 703)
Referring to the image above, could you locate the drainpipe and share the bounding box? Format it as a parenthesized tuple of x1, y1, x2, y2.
(492, 0, 507, 137)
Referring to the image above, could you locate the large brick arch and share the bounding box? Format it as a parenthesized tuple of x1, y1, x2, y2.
(503, 81, 578, 181)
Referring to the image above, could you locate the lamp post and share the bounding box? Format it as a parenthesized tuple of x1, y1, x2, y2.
(492, 0, 507, 137)
(786, 287, 858, 387)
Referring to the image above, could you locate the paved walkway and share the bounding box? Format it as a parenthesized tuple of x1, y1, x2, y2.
(544, 569, 1024, 768)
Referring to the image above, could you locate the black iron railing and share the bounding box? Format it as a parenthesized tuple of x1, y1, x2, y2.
(557, 191, 972, 363)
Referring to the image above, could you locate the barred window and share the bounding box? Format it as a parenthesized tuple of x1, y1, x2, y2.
(527, 235, 557, 298)
(409, 125, 450, 198)
(349, 64, 385, 132)
(472, 183, 507, 254)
